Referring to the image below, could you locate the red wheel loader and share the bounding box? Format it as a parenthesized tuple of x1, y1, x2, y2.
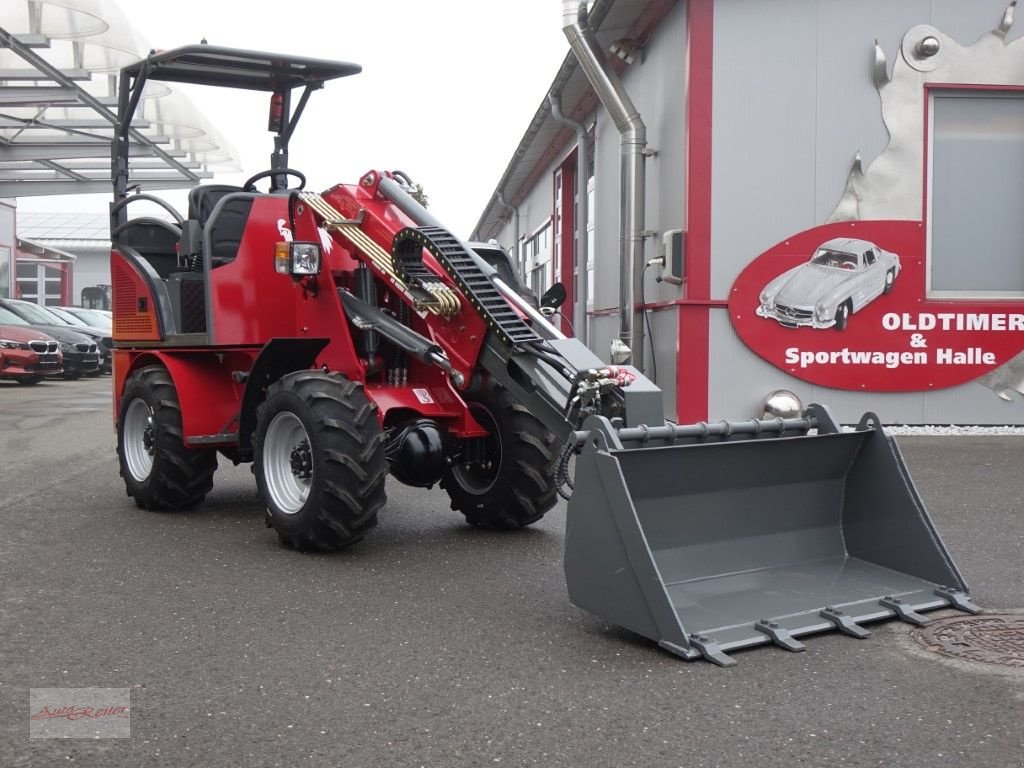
(110, 46, 979, 665)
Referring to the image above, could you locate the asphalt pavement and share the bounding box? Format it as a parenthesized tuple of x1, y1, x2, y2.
(1, 376, 1022, 767)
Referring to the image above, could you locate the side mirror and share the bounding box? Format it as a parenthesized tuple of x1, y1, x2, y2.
(540, 282, 567, 310)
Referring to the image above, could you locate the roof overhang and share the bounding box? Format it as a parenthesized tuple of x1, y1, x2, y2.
(0, 1, 244, 199)
(16, 237, 78, 261)
(472, 0, 678, 241)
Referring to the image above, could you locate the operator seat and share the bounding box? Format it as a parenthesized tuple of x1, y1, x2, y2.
(187, 184, 253, 268)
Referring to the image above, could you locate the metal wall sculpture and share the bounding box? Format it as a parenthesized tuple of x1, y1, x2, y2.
(829, 2, 1021, 223)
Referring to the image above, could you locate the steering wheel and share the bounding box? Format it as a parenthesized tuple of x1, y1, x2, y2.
(242, 168, 306, 192)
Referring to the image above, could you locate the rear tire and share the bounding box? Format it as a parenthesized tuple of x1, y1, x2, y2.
(254, 371, 387, 551)
(441, 381, 559, 529)
(117, 365, 218, 510)
(883, 268, 896, 294)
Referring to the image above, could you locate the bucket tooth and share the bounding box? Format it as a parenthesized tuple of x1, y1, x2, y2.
(934, 586, 982, 615)
(754, 620, 806, 652)
(879, 596, 929, 627)
(820, 607, 871, 639)
(658, 640, 701, 661)
(689, 635, 737, 667)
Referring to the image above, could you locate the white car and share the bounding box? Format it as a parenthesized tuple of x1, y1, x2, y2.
(756, 238, 900, 330)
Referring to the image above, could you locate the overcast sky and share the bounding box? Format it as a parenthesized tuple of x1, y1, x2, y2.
(16, 0, 570, 237)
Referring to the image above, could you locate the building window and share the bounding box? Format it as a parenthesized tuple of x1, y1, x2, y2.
(586, 161, 595, 306)
(553, 168, 562, 284)
(16, 261, 64, 305)
(928, 90, 1024, 298)
(525, 221, 551, 296)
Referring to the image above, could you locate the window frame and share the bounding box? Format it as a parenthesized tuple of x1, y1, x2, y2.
(926, 85, 1024, 300)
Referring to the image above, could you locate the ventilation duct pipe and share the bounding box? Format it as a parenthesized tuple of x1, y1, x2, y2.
(548, 92, 589, 345)
(562, 0, 647, 369)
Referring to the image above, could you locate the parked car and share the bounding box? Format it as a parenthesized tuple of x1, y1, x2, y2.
(0, 303, 100, 379)
(0, 298, 110, 374)
(0, 324, 63, 384)
(756, 238, 900, 330)
(53, 305, 112, 331)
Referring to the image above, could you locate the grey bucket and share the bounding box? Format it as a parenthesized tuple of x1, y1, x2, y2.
(564, 410, 977, 666)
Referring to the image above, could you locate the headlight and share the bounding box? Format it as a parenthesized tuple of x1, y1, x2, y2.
(275, 241, 321, 275)
(0, 339, 29, 350)
(759, 290, 773, 308)
(815, 302, 830, 320)
(59, 341, 72, 352)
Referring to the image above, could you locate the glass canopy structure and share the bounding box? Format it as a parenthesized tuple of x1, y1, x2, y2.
(0, 0, 238, 197)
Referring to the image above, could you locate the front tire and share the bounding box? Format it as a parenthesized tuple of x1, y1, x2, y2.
(15, 377, 41, 386)
(117, 365, 217, 510)
(833, 300, 851, 331)
(254, 371, 387, 551)
(441, 381, 559, 529)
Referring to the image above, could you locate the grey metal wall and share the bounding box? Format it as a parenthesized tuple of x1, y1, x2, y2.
(72, 246, 112, 300)
(0, 202, 14, 252)
(0, 203, 13, 297)
(709, 0, 1024, 423)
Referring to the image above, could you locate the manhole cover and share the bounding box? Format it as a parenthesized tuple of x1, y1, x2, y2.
(914, 614, 1024, 669)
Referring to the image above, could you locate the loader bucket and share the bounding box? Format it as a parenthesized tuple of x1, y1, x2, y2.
(564, 409, 978, 666)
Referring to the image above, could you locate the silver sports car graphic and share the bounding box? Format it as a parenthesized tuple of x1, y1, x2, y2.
(755, 238, 900, 330)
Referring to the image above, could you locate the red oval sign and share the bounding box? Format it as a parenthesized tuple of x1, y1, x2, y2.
(728, 221, 1024, 391)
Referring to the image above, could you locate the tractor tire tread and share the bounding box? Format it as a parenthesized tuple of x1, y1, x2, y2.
(255, 370, 386, 552)
(441, 381, 558, 530)
(117, 364, 217, 512)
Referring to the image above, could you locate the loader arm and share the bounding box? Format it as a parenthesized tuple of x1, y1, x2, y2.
(374, 174, 664, 443)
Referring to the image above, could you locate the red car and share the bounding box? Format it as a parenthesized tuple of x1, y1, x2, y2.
(0, 324, 63, 384)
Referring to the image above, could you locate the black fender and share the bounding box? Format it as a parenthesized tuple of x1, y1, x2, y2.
(237, 337, 330, 455)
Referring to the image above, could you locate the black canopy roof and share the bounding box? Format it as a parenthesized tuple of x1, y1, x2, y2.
(122, 45, 361, 91)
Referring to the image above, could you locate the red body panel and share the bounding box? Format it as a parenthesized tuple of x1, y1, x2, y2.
(113, 347, 256, 443)
(207, 197, 299, 345)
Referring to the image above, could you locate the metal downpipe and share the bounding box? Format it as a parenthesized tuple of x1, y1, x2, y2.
(548, 92, 589, 346)
(561, 0, 646, 369)
(495, 190, 523, 281)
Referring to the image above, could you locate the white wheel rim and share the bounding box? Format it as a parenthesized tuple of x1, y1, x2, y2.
(262, 411, 312, 515)
(123, 398, 155, 482)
